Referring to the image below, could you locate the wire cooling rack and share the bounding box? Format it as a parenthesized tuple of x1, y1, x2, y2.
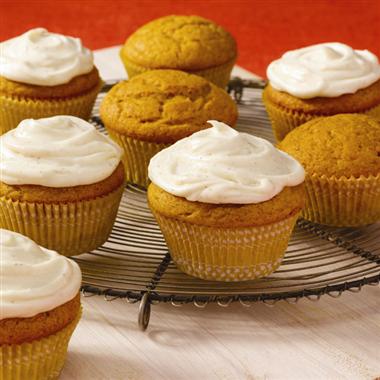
(72, 78, 380, 330)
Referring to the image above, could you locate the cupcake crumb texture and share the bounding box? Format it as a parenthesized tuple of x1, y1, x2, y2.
(121, 15, 237, 70)
(279, 114, 380, 178)
(100, 70, 237, 143)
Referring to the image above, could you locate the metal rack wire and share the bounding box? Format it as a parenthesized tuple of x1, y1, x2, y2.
(72, 79, 380, 330)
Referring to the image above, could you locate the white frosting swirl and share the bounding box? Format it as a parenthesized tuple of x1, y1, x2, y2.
(267, 42, 380, 99)
(148, 121, 305, 204)
(0, 116, 123, 187)
(0, 28, 94, 86)
(0, 229, 81, 319)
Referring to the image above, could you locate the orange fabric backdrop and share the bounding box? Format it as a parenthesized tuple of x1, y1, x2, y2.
(1, 0, 379, 77)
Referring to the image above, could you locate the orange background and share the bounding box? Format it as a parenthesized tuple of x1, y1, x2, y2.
(1, 0, 379, 77)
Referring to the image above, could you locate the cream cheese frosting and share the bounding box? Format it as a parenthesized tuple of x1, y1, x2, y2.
(267, 42, 380, 99)
(0, 229, 81, 319)
(0, 28, 94, 86)
(148, 121, 305, 204)
(0, 115, 123, 187)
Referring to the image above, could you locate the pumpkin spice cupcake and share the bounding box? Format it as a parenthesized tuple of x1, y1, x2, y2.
(263, 42, 380, 141)
(0, 28, 102, 134)
(100, 69, 238, 187)
(0, 229, 82, 380)
(120, 15, 237, 88)
(148, 121, 305, 281)
(0, 115, 125, 256)
(279, 114, 380, 227)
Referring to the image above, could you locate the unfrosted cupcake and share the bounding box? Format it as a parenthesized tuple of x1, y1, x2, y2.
(100, 69, 238, 187)
(263, 42, 380, 141)
(0, 115, 124, 255)
(279, 114, 380, 227)
(120, 15, 237, 88)
(148, 121, 305, 281)
(0, 28, 102, 134)
(0, 229, 82, 380)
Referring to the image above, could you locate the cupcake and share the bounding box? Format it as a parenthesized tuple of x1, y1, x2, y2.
(279, 114, 380, 227)
(0, 115, 125, 256)
(262, 42, 380, 141)
(120, 15, 237, 88)
(100, 69, 238, 188)
(147, 121, 305, 281)
(0, 229, 82, 380)
(0, 28, 103, 134)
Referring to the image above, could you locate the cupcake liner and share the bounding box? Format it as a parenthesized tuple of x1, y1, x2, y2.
(152, 212, 299, 281)
(107, 130, 169, 188)
(0, 309, 81, 380)
(0, 81, 103, 135)
(262, 91, 380, 141)
(303, 173, 380, 227)
(0, 185, 124, 256)
(192, 58, 236, 89)
(121, 57, 236, 89)
(262, 97, 316, 141)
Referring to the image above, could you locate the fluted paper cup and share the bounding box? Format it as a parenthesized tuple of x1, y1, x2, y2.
(262, 89, 380, 141)
(0, 185, 124, 256)
(107, 130, 169, 188)
(0, 309, 81, 380)
(121, 56, 236, 88)
(302, 173, 380, 227)
(152, 212, 299, 281)
(0, 82, 102, 135)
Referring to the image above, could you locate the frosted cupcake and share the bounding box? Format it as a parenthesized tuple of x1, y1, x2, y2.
(262, 42, 380, 141)
(148, 121, 305, 281)
(0, 115, 124, 255)
(0, 229, 82, 380)
(0, 28, 102, 134)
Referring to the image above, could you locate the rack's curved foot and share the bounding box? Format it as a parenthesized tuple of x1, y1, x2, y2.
(138, 292, 151, 331)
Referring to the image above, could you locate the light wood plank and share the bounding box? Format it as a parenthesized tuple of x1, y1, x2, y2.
(61, 286, 380, 380)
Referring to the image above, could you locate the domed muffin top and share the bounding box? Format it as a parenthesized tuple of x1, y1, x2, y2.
(121, 15, 237, 70)
(279, 114, 380, 178)
(100, 69, 238, 143)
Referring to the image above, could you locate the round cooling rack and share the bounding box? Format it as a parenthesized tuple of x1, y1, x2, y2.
(72, 78, 380, 330)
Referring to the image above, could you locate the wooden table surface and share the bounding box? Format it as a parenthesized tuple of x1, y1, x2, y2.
(60, 47, 380, 380)
(62, 287, 380, 380)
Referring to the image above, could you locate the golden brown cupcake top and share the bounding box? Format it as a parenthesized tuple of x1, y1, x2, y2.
(0, 67, 101, 99)
(263, 79, 380, 115)
(121, 15, 237, 70)
(100, 69, 238, 143)
(279, 114, 380, 178)
(0, 162, 125, 203)
(148, 182, 305, 228)
(0, 293, 80, 345)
